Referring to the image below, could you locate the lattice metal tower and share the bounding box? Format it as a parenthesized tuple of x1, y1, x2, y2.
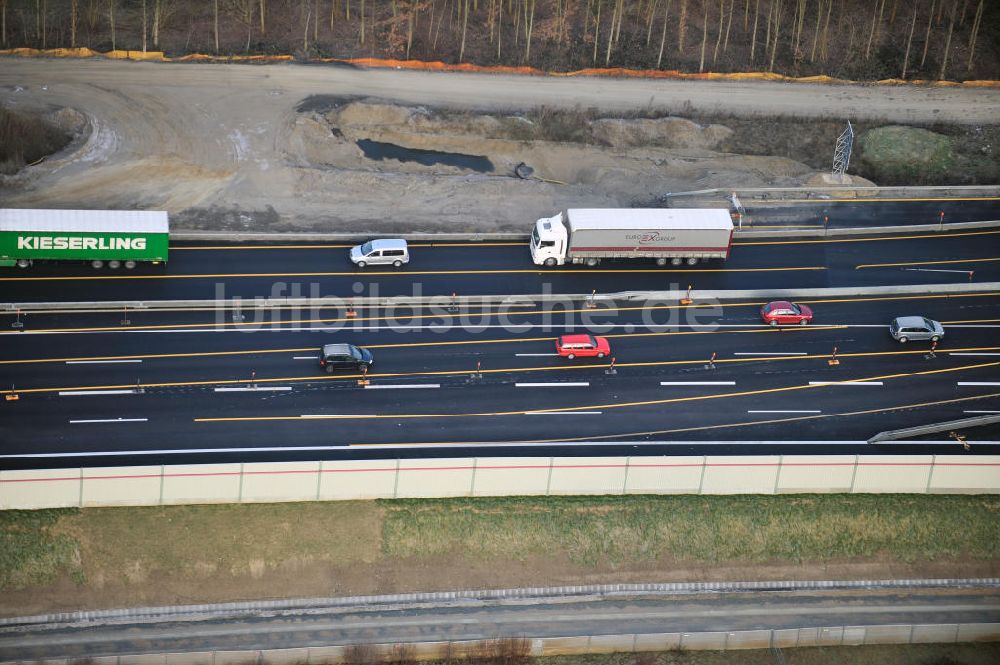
(832, 121, 854, 176)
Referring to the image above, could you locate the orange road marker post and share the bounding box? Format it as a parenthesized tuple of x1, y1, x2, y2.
(357, 364, 370, 386)
(939, 210, 945, 231)
(680, 285, 693, 306)
(925, 340, 938, 360)
(134, 378, 145, 394)
(705, 352, 716, 370)
(969, 271, 975, 282)
(586, 289, 598, 309)
(605, 356, 617, 375)
(828, 346, 840, 366)
(4, 385, 18, 401)
(345, 299, 357, 319)
(250, 369, 257, 389)
(448, 292, 459, 314)
(468, 360, 483, 383)
(11, 308, 23, 330)
(950, 431, 970, 452)
(120, 305, 131, 326)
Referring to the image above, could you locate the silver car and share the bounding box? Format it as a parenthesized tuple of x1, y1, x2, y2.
(889, 316, 944, 343)
(349, 239, 409, 268)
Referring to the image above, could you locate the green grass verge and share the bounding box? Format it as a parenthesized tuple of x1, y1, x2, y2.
(380, 495, 1000, 567)
(0, 495, 997, 594)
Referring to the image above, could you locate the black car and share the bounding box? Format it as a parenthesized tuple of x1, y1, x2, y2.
(319, 343, 373, 373)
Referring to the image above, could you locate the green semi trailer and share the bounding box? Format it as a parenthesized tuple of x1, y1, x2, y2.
(0, 208, 169, 269)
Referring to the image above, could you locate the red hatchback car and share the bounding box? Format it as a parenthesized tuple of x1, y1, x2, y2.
(760, 301, 813, 326)
(555, 334, 611, 359)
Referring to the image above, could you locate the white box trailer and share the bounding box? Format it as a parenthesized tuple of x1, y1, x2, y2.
(530, 208, 734, 267)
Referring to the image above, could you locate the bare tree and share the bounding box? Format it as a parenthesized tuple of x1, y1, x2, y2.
(769, 0, 783, 72)
(677, 0, 687, 52)
(712, 0, 723, 64)
(656, 0, 671, 68)
(70, 0, 77, 47)
(749, 0, 759, 62)
(141, 0, 147, 50)
(698, 0, 707, 71)
(937, 0, 955, 80)
(225, 0, 257, 51)
(107, 0, 115, 50)
(920, 0, 935, 69)
(259, 0, 265, 34)
(459, 0, 468, 60)
(524, 0, 535, 62)
(592, 0, 601, 63)
(900, 1, 916, 78)
(966, 0, 984, 70)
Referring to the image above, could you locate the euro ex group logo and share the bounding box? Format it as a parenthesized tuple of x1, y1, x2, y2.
(625, 231, 676, 244)
(16, 235, 148, 251)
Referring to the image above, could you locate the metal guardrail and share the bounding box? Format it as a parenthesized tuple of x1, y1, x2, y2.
(869, 415, 1000, 444)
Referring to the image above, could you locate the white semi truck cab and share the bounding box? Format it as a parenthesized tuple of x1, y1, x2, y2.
(529, 212, 569, 266)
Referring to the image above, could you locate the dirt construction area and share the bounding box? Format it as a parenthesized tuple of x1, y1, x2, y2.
(2, 58, 999, 233)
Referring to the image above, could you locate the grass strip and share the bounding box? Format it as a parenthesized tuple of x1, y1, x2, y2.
(0, 495, 996, 595)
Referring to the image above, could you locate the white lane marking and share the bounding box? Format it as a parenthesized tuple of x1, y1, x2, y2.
(69, 418, 149, 424)
(950, 353, 1000, 356)
(964, 410, 1000, 414)
(515, 382, 590, 387)
(660, 381, 737, 386)
(748, 410, 822, 414)
(363, 384, 440, 390)
(515, 353, 559, 357)
(733, 352, 807, 356)
(808, 381, 884, 386)
(958, 382, 1000, 386)
(59, 390, 135, 396)
(65, 359, 143, 364)
(292, 356, 318, 360)
(525, 411, 602, 415)
(14, 440, 1000, 459)
(213, 386, 293, 392)
(903, 268, 979, 274)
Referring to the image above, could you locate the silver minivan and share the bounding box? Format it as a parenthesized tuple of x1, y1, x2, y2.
(889, 316, 944, 343)
(349, 239, 409, 268)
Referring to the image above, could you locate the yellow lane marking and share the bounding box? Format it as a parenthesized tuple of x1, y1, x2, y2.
(171, 242, 523, 250)
(191, 360, 1000, 423)
(735, 229, 1000, 246)
(856, 257, 1000, 269)
(6, 290, 998, 319)
(0, 302, 720, 334)
(0, 266, 825, 282)
(479, 391, 1000, 444)
(0, 325, 851, 366)
(6, 344, 999, 397)
(943, 319, 1000, 324)
(742, 225, 824, 229)
(769, 196, 1000, 204)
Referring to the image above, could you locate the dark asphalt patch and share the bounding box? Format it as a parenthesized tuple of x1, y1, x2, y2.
(357, 139, 495, 173)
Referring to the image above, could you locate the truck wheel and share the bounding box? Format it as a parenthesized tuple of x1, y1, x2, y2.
(670, 258, 683, 266)
(655, 258, 668, 266)
(356, 261, 366, 269)
(544, 258, 558, 267)
(124, 260, 137, 270)
(15, 259, 30, 268)
(686, 257, 699, 266)
(91, 260, 104, 269)
(108, 260, 121, 269)
(585, 258, 599, 267)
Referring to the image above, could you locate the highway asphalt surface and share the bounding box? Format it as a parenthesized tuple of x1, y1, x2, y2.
(1, 590, 998, 659)
(4, 226, 1000, 302)
(2, 291, 999, 468)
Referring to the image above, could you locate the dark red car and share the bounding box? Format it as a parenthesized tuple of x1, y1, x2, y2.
(760, 301, 813, 326)
(555, 334, 611, 359)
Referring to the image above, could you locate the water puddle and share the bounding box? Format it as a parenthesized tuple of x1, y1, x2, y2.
(357, 139, 494, 173)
